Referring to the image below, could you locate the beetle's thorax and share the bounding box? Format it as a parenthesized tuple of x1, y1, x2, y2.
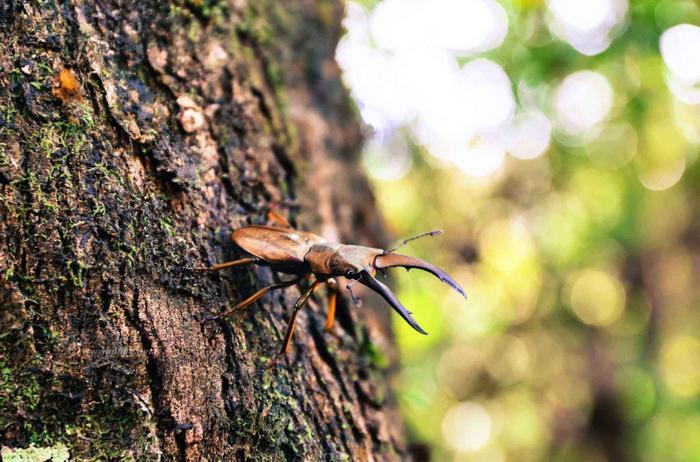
(304, 243, 341, 275)
(305, 243, 383, 276)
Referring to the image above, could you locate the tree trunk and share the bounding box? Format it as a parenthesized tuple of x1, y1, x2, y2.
(0, 1, 408, 460)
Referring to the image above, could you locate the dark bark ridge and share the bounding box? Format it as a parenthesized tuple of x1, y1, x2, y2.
(0, 1, 406, 460)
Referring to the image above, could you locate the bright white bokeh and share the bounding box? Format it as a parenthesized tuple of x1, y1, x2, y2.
(370, 0, 508, 55)
(337, 1, 516, 178)
(666, 79, 700, 105)
(445, 137, 507, 177)
(413, 58, 515, 152)
(395, 47, 464, 129)
(661, 24, 700, 86)
(442, 401, 493, 452)
(547, 0, 627, 55)
(431, 0, 509, 55)
(660, 24, 700, 104)
(501, 110, 552, 160)
(460, 59, 515, 133)
(369, 0, 429, 51)
(554, 71, 613, 136)
(336, 38, 409, 127)
(337, 1, 628, 179)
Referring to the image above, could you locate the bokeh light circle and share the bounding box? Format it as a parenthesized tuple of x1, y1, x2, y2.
(660, 335, 700, 398)
(460, 59, 515, 133)
(660, 24, 700, 86)
(585, 122, 637, 169)
(450, 137, 506, 177)
(567, 269, 626, 326)
(547, 0, 628, 55)
(442, 401, 493, 452)
(506, 110, 552, 160)
(554, 71, 613, 135)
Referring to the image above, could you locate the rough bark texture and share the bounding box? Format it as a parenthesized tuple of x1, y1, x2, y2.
(0, 1, 408, 460)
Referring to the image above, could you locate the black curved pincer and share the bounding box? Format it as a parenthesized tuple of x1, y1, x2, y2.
(374, 253, 467, 299)
(359, 271, 428, 335)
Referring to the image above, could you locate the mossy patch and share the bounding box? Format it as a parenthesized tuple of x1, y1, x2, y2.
(1, 443, 70, 462)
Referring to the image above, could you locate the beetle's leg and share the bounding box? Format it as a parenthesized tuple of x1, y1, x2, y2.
(266, 209, 292, 228)
(281, 280, 323, 353)
(196, 257, 259, 272)
(215, 276, 306, 319)
(267, 280, 323, 368)
(324, 278, 338, 332)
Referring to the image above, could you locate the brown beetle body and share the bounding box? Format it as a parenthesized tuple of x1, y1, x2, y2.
(232, 225, 325, 274)
(202, 214, 466, 366)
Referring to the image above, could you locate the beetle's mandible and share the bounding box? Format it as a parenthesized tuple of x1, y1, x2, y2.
(199, 212, 466, 366)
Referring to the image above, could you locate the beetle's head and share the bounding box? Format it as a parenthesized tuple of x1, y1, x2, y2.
(328, 245, 383, 280)
(325, 245, 467, 336)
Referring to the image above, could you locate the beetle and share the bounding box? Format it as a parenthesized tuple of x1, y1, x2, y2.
(200, 212, 466, 365)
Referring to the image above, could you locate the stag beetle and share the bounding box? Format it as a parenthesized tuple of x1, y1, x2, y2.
(200, 212, 466, 364)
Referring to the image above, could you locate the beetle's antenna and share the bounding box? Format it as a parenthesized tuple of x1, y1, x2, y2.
(387, 229, 443, 253)
(346, 280, 362, 307)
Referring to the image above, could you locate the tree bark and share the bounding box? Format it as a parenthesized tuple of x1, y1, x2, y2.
(0, 1, 407, 460)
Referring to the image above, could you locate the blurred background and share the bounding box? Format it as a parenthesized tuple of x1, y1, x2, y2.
(336, 0, 700, 460)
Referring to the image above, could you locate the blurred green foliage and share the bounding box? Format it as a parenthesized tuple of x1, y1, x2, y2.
(351, 0, 700, 460)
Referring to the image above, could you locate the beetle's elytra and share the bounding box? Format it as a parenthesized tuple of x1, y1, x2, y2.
(200, 212, 466, 366)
